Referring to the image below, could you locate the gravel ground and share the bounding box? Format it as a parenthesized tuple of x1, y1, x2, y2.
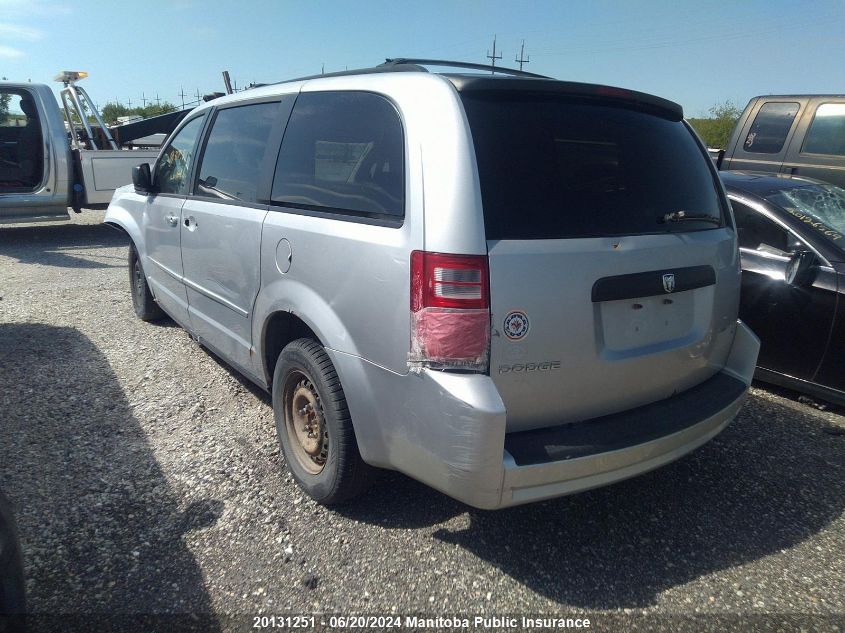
(1, 210, 844, 632)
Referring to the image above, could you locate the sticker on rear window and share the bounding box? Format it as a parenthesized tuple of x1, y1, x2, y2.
(504, 311, 530, 341)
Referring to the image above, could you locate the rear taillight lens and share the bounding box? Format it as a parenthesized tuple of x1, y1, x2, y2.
(410, 251, 490, 372)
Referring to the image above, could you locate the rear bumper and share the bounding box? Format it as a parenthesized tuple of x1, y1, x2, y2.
(330, 320, 760, 510)
(501, 372, 745, 506)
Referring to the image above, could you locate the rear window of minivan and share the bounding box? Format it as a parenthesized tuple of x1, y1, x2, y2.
(461, 93, 725, 240)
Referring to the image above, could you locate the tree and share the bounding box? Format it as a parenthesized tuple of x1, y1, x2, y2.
(0, 77, 10, 123)
(687, 100, 742, 149)
(99, 100, 178, 125)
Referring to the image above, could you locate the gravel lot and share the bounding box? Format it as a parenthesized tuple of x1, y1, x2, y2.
(1, 210, 844, 632)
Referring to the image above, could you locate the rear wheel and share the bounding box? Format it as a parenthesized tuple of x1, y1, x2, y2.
(128, 243, 164, 321)
(273, 338, 373, 505)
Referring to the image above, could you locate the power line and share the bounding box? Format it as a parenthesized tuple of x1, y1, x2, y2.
(515, 39, 530, 71)
(486, 34, 502, 73)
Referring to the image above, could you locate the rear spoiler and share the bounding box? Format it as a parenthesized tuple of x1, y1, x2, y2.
(448, 76, 684, 122)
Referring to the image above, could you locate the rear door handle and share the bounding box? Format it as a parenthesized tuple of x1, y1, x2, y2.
(165, 214, 178, 227)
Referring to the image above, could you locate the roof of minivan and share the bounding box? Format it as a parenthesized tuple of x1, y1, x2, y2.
(197, 63, 684, 121)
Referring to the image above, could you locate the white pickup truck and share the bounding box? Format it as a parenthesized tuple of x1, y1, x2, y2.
(0, 72, 188, 224)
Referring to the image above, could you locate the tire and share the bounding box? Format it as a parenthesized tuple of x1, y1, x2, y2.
(273, 338, 374, 505)
(128, 243, 165, 322)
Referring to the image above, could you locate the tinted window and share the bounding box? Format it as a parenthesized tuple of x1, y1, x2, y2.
(742, 102, 799, 154)
(272, 92, 404, 218)
(195, 102, 279, 203)
(461, 93, 723, 240)
(155, 115, 205, 195)
(731, 201, 790, 253)
(802, 103, 845, 156)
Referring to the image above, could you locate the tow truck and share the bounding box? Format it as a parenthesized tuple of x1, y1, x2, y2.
(0, 71, 190, 223)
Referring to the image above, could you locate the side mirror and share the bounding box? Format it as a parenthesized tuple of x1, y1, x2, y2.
(785, 250, 817, 287)
(132, 163, 153, 194)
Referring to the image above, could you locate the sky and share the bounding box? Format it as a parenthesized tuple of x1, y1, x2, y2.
(1, 0, 844, 118)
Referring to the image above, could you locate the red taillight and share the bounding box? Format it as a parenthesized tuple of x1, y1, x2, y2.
(410, 251, 490, 372)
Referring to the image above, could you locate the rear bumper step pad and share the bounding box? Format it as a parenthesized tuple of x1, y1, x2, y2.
(504, 372, 745, 466)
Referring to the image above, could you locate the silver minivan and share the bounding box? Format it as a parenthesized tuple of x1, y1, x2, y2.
(105, 60, 760, 509)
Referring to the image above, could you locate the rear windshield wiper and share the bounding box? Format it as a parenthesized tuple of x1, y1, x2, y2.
(660, 211, 721, 225)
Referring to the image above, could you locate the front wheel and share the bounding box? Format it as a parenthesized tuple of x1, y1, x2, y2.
(272, 338, 374, 505)
(128, 243, 164, 322)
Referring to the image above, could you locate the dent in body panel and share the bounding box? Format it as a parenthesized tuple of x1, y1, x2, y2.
(328, 348, 507, 508)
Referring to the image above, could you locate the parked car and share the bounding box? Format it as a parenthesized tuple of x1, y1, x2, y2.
(105, 59, 759, 509)
(719, 94, 845, 188)
(0, 489, 26, 631)
(722, 171, 845, 405)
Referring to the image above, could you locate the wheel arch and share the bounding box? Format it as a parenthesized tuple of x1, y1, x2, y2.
(260, 310, 323, 387)
(103, 201, 144, 254)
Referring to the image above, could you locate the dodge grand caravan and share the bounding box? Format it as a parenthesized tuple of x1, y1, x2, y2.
(104, 59, 760, 509)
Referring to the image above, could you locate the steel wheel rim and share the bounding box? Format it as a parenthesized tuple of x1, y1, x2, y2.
(284, 371, 328, 475)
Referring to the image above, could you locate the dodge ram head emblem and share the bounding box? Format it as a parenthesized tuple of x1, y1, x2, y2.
(662, 273, 676, 293)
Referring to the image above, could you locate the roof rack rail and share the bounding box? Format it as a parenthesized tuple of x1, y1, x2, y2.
(262, 58, 549, 90)
(268, 62, 428, 87)
(381, 58, 550, 79)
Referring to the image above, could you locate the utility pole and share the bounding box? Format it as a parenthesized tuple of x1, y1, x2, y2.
(127, 97, 132, 108)
(154, 93, 161, 107)
(486, 34, 502, 73)
(195, 89, 202, 105)
(141, 92, 147, 108)
(515, 40, 530, 71)
(179, 86, 186, 109)
(321, 63, 325, 75)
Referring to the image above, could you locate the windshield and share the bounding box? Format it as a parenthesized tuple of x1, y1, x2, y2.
(766, 184, 845, 249)
(460, 92, 725, 240)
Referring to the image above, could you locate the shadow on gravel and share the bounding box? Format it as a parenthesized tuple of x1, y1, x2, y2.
(0, 323, 221, 631)
(0, 221, 128, 269)
(342, 394, 845, 609)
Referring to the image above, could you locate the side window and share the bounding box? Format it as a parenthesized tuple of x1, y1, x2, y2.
(732, 200, 801, 254)
(195, 102, 279, 203)
(271, 91, 405, 219)
(802, 103, 845, 156)
(0, 92, 32, 128)
(155, 115, 205, 195)
(742, 102, 800, 154)
(1, 90, 43, 190)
